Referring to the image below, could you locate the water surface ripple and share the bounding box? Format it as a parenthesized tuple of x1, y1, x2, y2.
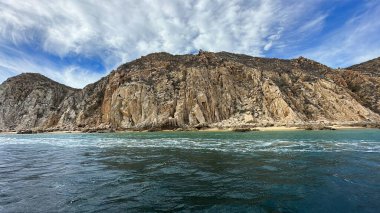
(0, 130, 379, 212)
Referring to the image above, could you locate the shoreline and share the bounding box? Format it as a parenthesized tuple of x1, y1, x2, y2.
(0, 125, 377, 135)
(197, 125, 373, 132)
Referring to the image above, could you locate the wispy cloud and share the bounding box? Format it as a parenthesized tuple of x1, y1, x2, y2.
(0, 0, 379, 87)
(0, 45, 106, 88)
(300, 1, 380, 67)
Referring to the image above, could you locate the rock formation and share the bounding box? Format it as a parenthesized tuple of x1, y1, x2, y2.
(0, 73, 78, 130)
(0, 51, 379, 131)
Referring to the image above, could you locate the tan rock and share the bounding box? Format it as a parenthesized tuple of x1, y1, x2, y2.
(1, 52, 379, 131)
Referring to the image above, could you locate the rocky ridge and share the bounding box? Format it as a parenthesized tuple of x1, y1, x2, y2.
(0, 51, 379, 132)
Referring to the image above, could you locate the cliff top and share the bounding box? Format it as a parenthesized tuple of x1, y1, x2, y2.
(2, 52, 379, 90)
(1, 73, 77, 91)
(347, 57, 380, 77)
(116, 51, 330, 75)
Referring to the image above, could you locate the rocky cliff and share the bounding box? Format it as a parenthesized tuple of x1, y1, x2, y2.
(0, 73, 78, 130)
(0, 51, 379, 131)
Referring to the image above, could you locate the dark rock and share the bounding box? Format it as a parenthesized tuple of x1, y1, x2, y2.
(232, 128, 251, 132)
(232, 128, 259, 132)
(194, 123, 210, 130)
(320, 126, 337, 130)
(302, 125, 336, 130)
(16, 130, 34, 134)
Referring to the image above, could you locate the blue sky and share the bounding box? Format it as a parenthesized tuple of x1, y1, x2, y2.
(0, 0, 379, 88)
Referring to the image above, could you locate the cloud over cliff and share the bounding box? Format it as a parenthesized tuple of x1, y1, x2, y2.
(0, 0, 379, 87)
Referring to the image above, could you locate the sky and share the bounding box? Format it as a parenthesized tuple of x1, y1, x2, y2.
(0, 0, 379, 88)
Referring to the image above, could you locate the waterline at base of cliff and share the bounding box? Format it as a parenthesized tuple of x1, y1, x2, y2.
(1, 122, 378, 134)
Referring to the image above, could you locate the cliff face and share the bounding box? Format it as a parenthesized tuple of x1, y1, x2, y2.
(0, 51, 379, 131)
(342, 58, 380, 113)
(0, 73, 78, 130)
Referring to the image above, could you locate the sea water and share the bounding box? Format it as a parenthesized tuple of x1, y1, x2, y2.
(0, 130, 379, 212)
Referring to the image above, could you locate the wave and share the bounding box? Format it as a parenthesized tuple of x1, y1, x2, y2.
(0, 134, 379, 153)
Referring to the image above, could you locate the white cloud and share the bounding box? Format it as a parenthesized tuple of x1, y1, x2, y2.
(1, 0, 375, 87)
(0, 45, 106, 88)
(297, 14, 328, 34)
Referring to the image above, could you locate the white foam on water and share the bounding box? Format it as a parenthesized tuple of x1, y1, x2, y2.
(0, 134, 379, 153)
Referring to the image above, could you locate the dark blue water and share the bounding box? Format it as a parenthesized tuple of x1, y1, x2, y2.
(0, 130, 379, 212)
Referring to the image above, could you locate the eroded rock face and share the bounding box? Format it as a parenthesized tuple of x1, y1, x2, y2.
(0, 73, 79, 130)
(347, 57, 380, 77)
(0, 51, 379, 131)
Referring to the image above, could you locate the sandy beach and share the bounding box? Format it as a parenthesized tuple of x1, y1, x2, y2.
(0, 125, 376, 135)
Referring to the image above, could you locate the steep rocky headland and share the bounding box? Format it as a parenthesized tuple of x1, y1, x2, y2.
(0, 51, 379, 132)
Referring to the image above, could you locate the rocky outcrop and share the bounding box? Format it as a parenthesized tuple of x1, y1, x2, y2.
(326, 69, 380, 114)
(0, 73, 79, 131)
(347, 57, 380, 77)
(0, 51, 379, 131)
(341, 58, 380, 113)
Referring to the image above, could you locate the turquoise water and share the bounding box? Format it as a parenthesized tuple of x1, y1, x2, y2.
(0, 130, 379, 212)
